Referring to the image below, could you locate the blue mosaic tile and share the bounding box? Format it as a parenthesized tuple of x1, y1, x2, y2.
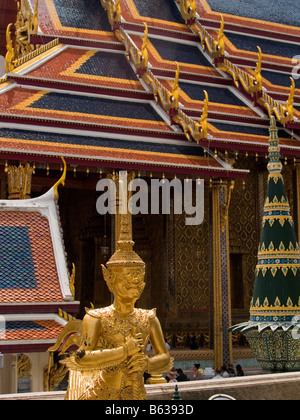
(207, 0, 300, 28)
(211, 122, 291, 138)
(52, 0, 111, 31)
(261, 70, 300, 89)
(30, 92, 166, 122)
(0, 226, 37, 290)
(133, 0, 185, 24)
(180, 82, 246, 106)
(150, 38, 213, 67)
(4, 321, 46, 331)
(0, 128, 205, 156)
(226, 32, 300, 59)
(75, 51, 139, 81)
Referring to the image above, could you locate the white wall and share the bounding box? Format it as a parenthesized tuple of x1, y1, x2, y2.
(0, 352, 49, 394)
(0, 56, 5, 77)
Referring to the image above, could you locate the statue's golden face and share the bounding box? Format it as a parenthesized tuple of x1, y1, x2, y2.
(102, 265, 145, 301)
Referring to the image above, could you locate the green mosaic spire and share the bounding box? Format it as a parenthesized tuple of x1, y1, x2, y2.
(230, 117, 300, 372)
(250, 116, 300, 322)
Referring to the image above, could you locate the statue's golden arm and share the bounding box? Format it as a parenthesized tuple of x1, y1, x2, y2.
(68, 314, 123, 368)
(69, 314, 144, 369)
(147, 316, 172, 375)
(78, 313, 101, 351)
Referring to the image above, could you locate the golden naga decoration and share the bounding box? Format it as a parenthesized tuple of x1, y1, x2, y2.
(5, 24, 15, 73)
(101, 0, 121, 29)
(213, 15, 225, 59)
(135, 23, 149, 70)
(101, 0, 209, 142)
(45, 358, 68, 392)
(171, 62, 180, 110)
(30, 0, 39, 35)
(220, 46, 262, 95)
(17, 354, 31, 380)
(5, 0, 40, 73)
(281, 77, 295, 125)
(15, 0, 34, 59)
(178, 0, 197, 24)
(174, 90, 209, 143)
(143, 62, 180, 113)
(199, 89, 209, 139)
(48, 172, 172, 400)
(191, 14, 225, 60)
(249, 46, 263, 93)
(69, 263, 76, 299)
(258, 77, 295, 126)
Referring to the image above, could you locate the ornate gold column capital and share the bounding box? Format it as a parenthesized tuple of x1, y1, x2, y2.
(6, 162, 33, 200)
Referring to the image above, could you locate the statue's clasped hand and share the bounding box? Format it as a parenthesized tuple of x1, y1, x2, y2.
(125, 332, 148, 375)
(125, 332, 144, 356)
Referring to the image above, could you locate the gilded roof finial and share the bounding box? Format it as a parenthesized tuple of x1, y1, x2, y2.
(216, 14, 225, 56)
(178, 0, 197, 24)
(104, 171, 145, 270)
(200, 90, 209, 140)
(53, 157, 67, 199)
(30, 0, 39, 34)
(254, 46, 263, 91)
(285, 77, 295, 122)
(141, 22, 149, 67)
(172, 62, 180, 109)
(5, 23, 15, 73)
(267, 116, 282, 174)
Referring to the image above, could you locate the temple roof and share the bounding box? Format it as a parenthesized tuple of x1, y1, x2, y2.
(0, 181, 79, 352)
(0, 314, 69, 353)
(0, 185, 77, 310)
(0, 0, 299, 175)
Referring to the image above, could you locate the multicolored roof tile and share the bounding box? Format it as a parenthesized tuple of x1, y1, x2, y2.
(0, 181, 79, 352)
(0, 211, 63, 303)
(1, 319, 64, 341)
(0, 315, 69, 353)
(0, 186, 76, 305)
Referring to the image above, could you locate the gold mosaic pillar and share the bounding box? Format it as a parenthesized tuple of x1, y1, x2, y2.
(211, 179, 233, 369)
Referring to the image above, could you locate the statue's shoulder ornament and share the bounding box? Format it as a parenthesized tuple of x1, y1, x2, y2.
(85, 306, 111, 319)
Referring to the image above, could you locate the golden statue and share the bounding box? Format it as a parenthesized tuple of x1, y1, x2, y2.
(48, 172, 172, 400)
(5, 23, 15, 73)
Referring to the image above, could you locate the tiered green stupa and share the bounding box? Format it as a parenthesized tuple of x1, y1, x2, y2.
(230, 116, 300, 372)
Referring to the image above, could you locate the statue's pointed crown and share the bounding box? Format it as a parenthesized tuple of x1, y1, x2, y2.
(106, 213, 145, 268)
(106, 172, 145, 269)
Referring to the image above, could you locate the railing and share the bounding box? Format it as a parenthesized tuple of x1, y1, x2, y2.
(13, 38, 60, 70)
(191, 19, 218, 58)
(101, 2, 208, 143)
(100, 0, 121, 29)
(175, 0, 295, 126)
(0, 75, 8, 85)
(222, 58, 256, 92)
